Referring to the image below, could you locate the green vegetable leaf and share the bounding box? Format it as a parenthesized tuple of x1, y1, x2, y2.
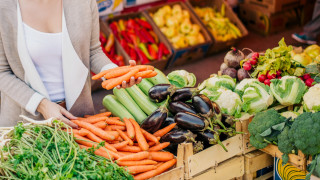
(260, 128, 272, 137)
(271, 122, 286, 131)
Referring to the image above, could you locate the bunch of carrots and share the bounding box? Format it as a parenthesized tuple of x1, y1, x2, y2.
(92, 65, 157, 90)
(68, 112, 177, 180)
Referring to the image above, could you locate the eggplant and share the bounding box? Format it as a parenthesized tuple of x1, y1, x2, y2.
(148, 84, 176, 103)
(171, 87, 199, 102)
(175, 112, 208, 131)
(161, 129, 196, 144)
(169, 101, 197, 115)
(160, 116, 177, 129)
(192, 94, 214, 118)
(141, 102, 168, 133)
(221, 114, 235, 128)
(197, 130, 228, 151)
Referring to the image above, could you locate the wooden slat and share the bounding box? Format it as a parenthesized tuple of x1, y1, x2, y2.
(150, 166, 184, 180)
(184, 143, 194, 179)
(176, 144, 184, 168)
(187, 134, 243, 177)
(191, 156, 245, 180)
(244, 150, 273, 174)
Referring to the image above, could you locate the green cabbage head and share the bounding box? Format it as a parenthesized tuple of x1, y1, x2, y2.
(203, 74, 236, 91)
(303, 84, 320, 112)
(242, 81, 274, 113)
(270, 76, 307, 106)
(167, 70, 196, 88)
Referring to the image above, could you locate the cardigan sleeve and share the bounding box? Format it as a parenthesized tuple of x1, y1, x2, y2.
(0, 33, 44, 115)
(89, 0, 118, 74)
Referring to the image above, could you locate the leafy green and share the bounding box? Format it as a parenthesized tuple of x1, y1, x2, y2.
(167, 70, 196, 88)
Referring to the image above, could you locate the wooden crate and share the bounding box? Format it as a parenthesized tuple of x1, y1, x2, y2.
(181, 134, 243, 179)
(190, 156, 245, 180)
(187, 0, 248, 54)
(244, 0, 306, 13)
(244, 150, 274, 180)
(237, 114, 255, 154)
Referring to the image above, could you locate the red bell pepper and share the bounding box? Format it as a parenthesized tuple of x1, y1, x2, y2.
(148, 44, 158, 60)
(136, 19, 153, 30)
(129, 47, 137, 61)
(140, 28, 155, 44)
(159, 42, 170, 55)
(136, 47, 150, 64)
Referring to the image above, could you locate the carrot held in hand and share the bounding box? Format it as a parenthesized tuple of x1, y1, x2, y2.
(153, 123, 176, 137)
(116, 160, 157, 166)
(129, 118, 149, 151)
(148, 142, 170, 152)
(92, 66, 127, 80)
(142, 71, 157, 78)
(126, 165, 156, 175)
(124, 118, 135, 139)
(149, 152, 174, 162)
(134, 70, 153, 79)
(103, 69, 139, 90)
(72, 120, 115, 141)
(104, 68, 131, 79)
(117, 151, 149, 161)
(116, 129, 133, 145)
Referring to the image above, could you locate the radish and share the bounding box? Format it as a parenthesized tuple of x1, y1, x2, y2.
(264, 79, 271, 86)
(243, 62, 252, 71)
(305, 78, 315, 87)
(251, 52, 259, 60)
(258, 74, 266, 82)
(303, 74, 311, 80)
(267, 72, 276, 79)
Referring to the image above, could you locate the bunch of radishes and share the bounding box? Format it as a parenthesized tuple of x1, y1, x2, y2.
(242, 52, 259, 72)
(257, 70, 282, 86)
(299, 74, 316, 87)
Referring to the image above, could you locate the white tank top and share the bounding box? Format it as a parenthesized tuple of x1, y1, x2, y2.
(23, 23, 65, 102)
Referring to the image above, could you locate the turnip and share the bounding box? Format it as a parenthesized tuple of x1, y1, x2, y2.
(237, 68, 250, 81)
(222, 68, 237, 79)
(224, 48, 244, 68)
(220, 63, 228, 72)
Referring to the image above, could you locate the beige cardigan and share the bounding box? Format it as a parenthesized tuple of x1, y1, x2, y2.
(0, 0, 115, 126)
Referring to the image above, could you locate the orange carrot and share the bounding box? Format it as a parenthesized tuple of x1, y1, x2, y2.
(117, 136, 124, 141)
(148, 141, 156, 146)
(126, 165, 156, 175)
(105, 119, 125, 126)
(68, 129, 89, 136)
(142, 71, 157, 78)
(155, 162, 164, 168)
(134, 70, 153, 79)
(117, 151, 150, 161)
(116, 160, 157, 166)
(111, 141, 129, 150)
(79, 144, 119, 160)
(124, 118, 135, 139)
(148, 142, 170, 152)
(84, 115, 91, 118)
(149, 152, 174, 162)
(73, 134, 96, 147)
(92, 66, 128, 80)
(93, 121, 107, 129)
(72, 120, 115, 141)
(118, 145, 142, 153)
(141, 129, 159, 144)
(109, 140, 120, 144)
(90, 112, 112, 118)
(133, 65, 154, 71)
(104, 68, 131, 79)
(105, 131, 120, 139)
(80, 117, 107, 124)
(134, 159, 176, 180)
(129, 118, 149, 151)
(153, 123, 177, 137)
(103, 69, 139, 90)
(109, 125, 126, 131)
(117, 151, 135, 157)
(105, 126, 112, 131)
(116, 129, 134, 146)
(80, 129, 118, 152)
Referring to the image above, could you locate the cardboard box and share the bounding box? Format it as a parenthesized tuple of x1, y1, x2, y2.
(97, 0, 124, 17)
(105, 12, 173, 71)
(124, 0, 161, 8)
(187, 0, 248, 54)
(244, 0, 306, 13)
(239, 3, 302, 36)
(144, 1, 212, 67)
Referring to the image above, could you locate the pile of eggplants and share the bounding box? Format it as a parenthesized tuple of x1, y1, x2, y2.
(141, 84, 241, 153)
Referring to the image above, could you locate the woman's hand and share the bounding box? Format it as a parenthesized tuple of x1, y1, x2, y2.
(116, 60, 142, 89)
(37, 99, 78, 128)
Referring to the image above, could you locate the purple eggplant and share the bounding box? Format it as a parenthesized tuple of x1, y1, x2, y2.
(171, 87, 199, 102)
(141, 100, 169, 133)
(161, 129, 196, 144)
(160, 116, 177, 129)
(192, 94, 214, 118)
(169, 101, 197, 115)
(197, 129, 228, 151)
(148, 84, 176, 102)
(175, 112, 208, 131)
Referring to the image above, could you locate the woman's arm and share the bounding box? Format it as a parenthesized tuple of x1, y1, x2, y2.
(89, 0, 117, 74)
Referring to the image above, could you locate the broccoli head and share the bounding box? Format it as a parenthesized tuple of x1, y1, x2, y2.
(277, 126, 295, 164)
(248, 109, 286, 149)
(289, 112, 320, 156)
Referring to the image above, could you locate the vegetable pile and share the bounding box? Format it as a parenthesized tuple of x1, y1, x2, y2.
(150, 4, 205, 49)
(99, 31, 125, 66)
(70, 112, 177, 179)
(194, 5, 242, 42)
(92, 65, 157, 90)
(109, 16, 171, 64)
(0, 121, 132, 180)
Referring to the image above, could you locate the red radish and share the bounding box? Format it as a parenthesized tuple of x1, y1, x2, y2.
(303, 74, 311, 81)
(258, 74, 266, 83)
(276, 70, 281, 76)
(267, 72, 276, 79)
(243, 62, 252, 71)
(305, 78, 315, 87)
(264, 79, 271, 86)
(249, 59, 257, 65)
(277, 76, 282, 79)
(251, 52, 259, 60)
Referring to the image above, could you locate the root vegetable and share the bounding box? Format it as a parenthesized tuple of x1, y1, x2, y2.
(237, 68, 250, 81)
(222, 68, 237, 79)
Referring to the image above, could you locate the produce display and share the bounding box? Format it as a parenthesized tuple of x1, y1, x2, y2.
(109, 16, 171, 64)
(150, 4, 205, 49)
(99, 32, 125, 66)
(92, 65, 157, 90)
(194, 5, 242, 42)
(167, 70, 196, 88)
(70, 112, 177, 179)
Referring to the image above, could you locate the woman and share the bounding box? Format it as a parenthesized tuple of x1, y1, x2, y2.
(0, 0, 141, 127)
